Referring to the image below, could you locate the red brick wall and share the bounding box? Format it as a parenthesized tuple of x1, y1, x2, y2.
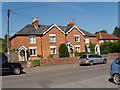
(41, 27, 66, 59)
(66, 28, 85, 52)
(85, 36, 99, 47)
(40, 57, 79, 66)
(10, 36, 42, 55)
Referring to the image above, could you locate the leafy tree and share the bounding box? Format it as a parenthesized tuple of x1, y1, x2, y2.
(59, 43, 70, 58)
(89, 42, 95, 53)
(95, 30, 107, 34)
(85, 45, 88, 53)
(2, 34, 7, 53)
(100, 41, 120, 54)
(113, 27, 120, 37)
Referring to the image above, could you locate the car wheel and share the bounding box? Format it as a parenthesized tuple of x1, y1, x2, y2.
(90, 61, 94, 66)
(103, 59, 107, 64)
(113, 74, 120, 85)
(13, 67, 21, 75)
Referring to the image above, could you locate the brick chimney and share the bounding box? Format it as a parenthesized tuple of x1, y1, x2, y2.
(67, 20, 75, 26)
(32, 17, 39, 29)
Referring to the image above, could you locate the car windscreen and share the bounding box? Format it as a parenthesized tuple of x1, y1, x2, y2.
(80, 55, 87, 58)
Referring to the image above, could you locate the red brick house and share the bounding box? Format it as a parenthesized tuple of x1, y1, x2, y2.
(10, 18, 99, 61)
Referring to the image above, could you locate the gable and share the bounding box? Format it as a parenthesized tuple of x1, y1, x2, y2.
(65, 25, 85, 36)
(42, 24, 65, 35)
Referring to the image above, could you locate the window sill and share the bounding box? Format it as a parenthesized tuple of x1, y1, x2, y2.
(30, 55, 37, 57)
(29, 43, 36, 44)
(75, 42, 80, 43)
(50, 42, 56, 44)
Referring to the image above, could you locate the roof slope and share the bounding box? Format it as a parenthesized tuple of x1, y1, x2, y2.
(12, 24, 95, 37)
(16, 24, 52, 35)
(96, 33, 119, 40)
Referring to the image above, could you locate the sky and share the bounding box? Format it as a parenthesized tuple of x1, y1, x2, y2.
(1, 2, 118, 38)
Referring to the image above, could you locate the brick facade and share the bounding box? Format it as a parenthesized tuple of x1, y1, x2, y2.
(10, 19, 99, 61)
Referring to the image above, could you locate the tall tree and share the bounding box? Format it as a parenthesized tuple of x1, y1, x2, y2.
(113, 26, 120, 37)
(95, 30, 107, 34)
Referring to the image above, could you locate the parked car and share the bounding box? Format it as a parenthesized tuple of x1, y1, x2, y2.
(110, 57, 120, 85)
(0, 52, 23, 75)
(79, 54, 107, 66)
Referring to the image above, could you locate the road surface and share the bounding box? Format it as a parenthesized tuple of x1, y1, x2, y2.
(2, 60, 120, 88)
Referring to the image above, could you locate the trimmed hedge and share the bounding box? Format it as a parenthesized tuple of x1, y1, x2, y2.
(59, 44, 70, 58)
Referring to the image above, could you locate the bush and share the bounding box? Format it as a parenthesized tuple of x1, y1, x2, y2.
(100, 41, 120, 54)
(33, 60, 40, 66)
(10, 47, 15, 52)
(59, 44, 70, 58)
(74, 51, 79, 56)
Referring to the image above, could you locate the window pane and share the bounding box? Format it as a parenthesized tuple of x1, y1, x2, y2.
(30, 49, 32, 55)
(30, 49, 36, 56)
(50, 48, 56, 54)
(30, 36, 36, 44)
(50, 36, 55, 43)
(75, 36, 80, 42)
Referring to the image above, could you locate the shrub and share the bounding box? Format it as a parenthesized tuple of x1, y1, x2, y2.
(59, 44, 70, 58)
(33, 60, 40, 66)
(74, 51, 79, 56)
(10, 47, 15, 52)
(100, 40, 120, 54)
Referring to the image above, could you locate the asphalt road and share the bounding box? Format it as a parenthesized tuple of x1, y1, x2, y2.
(2, 60, 120, 88)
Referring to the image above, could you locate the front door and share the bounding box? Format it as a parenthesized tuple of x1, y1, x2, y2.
(20, 50, 25, 61)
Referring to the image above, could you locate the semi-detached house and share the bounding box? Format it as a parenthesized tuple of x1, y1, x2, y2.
(10, 18, 99, 61)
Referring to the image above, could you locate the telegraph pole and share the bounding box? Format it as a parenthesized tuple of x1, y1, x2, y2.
(7, 9, 10, 62)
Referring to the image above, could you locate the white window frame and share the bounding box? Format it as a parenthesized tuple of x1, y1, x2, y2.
(29, 35, 36, 44)
(75, 45, 80, 52)
(85, 37, 89, 43)
(50, 46, 56, 55)
(87, 45, 90, 52)
(49, 34, 56, 43)
(74, 35, 80, 43)
(29, 47, 37, 56)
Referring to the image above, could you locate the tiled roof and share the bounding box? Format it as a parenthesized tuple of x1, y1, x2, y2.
(12, 24, 95, 38)
(96, 33, 119, 40)
(16, 24, 52, 35)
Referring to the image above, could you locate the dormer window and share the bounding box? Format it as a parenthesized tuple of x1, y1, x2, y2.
(29, 35, 36, 44)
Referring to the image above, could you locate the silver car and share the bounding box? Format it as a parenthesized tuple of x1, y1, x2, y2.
(79, 54, 107, 66)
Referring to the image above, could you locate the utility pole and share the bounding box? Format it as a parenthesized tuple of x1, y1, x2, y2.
(7, 9, 10, 62)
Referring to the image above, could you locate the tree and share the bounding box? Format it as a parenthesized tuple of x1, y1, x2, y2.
(2, 34, 7, 53)
(59, 43, 70, 58)
(89, 42, 95, 53)
(85, 45, 88, 53)
(113, 27, 120, 37)
(100, 41, 120, 54)
(95, 30, 107, 34)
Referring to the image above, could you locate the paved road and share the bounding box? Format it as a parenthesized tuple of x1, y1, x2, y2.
(2, 60, 120, 88)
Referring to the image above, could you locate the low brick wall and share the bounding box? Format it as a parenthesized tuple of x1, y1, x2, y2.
(11, 53, 120, 67)
(40, 57, 79, 66)
(102, 53, 120, 60)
